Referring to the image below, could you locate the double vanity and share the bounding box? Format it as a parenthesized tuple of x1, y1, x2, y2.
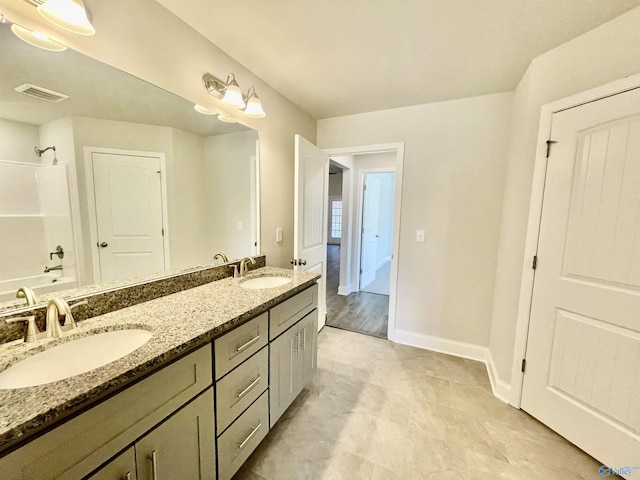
(0, 264, 320, 479)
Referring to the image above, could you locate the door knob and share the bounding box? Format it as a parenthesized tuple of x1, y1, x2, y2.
(290, 258, 297, 266)
(298, 258, 307, 266)
(98, 242, 108, 248)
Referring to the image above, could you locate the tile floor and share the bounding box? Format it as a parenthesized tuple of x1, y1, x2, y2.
(234, 327, 610, 480)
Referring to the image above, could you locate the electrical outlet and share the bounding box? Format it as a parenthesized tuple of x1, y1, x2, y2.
(276, 227, 283, 242)
(237, 222, 243, 231)
(416, 229, 425, 242)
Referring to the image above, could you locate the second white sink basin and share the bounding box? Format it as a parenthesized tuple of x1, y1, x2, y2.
(240, 276, 292, 289)
(0, 329, 152, 389)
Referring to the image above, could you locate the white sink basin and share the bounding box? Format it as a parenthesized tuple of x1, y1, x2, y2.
(0, 329, 152, 389)
(240, 276, 292, 290)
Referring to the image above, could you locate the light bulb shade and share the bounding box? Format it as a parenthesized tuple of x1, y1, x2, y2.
(221, 81, 246, 110)
(217, 114, 237, 123)
(37, 0, 95, 36)
(194, 104, 216, 115)
(244, 94, 266, 118)
(10, 24, 67, 51)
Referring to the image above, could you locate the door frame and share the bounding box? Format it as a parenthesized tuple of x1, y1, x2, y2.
(324, 143, 404, 342)
(83, 146, 170, 284)
(510, 73, 640, 408)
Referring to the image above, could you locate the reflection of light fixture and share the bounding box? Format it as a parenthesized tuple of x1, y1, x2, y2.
(10, 24, 67, 52)
(217, 114, 237, 123)
(37, 0, 95, 36)
(202, 73, 266, 118)
(243, 87, 266, 118)
(194, 104, 216, 115)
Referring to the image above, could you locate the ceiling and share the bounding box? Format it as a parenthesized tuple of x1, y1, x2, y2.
(0, 22, 249, 136)
(156, 0, 640, 119)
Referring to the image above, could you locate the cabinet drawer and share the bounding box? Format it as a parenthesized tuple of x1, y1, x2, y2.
(217, 392, 269, 480)
(215, 313, 268, 380)
(215, 347, 268, 435)
(1, 345, 212, 480)
(269, 284, 318, 340)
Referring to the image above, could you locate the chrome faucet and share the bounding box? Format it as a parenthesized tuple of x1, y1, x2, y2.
(213, 252, 228, 263)
(4, 298, 87, 343)
(44, 265, 63, 273)
(16, 286, 38, 306)
(239, 257, 256, 277)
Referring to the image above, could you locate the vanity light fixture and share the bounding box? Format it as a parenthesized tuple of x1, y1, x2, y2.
(202, 72, 266, 118)
(37, 0, 95, 36)
(10, 24, 67, 51)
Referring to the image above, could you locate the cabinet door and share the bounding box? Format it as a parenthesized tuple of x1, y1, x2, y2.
(136, 388, 215, 480)
(300, 310, 318, 387)
(269, 325, 303, 427)
(86, 447, 136, 480)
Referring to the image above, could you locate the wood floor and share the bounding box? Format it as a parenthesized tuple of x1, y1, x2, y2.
(325, 244, 388, 339)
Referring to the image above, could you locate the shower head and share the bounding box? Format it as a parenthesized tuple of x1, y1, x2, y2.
(34, 145, 58, 164)
(34, 145, 56, 157)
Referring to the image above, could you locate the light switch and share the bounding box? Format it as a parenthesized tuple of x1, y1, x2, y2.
(276, 227, 283, 242)
(237, 221, 243, 231)
(416, 229, 425, 243)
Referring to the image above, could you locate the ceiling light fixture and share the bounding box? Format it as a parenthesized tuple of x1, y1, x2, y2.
(203, 73, 266, 118)
(10, 24, 67, 51)
(37, 0, 95, 36)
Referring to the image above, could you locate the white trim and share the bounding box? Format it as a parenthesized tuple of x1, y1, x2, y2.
(325, 142, 404, 342)
(337, 284, 351, 296)
(487, 352, 512, 404)
(394, 329, 488, 362)
(509, 72, 640, 408)
(83, 147, 170, 284)
(254, 137, 261, 256)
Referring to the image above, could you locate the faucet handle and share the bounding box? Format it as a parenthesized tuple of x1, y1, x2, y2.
(230, 264, 239, 278)
(5, 316, 40, 343)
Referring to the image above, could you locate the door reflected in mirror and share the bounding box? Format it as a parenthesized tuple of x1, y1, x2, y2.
(0, 24, 259, 306)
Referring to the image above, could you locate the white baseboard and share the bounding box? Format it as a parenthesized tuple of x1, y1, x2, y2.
(486, 352, 512, 404)
(337, 284, 351, 296)
(375, 255, 392, 270)
(393, 329, 511, 404)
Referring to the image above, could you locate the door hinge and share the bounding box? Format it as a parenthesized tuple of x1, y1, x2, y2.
(161, 228, 164, 236)
(363, 184, 367, 191)
(545, 140, 557, 158)
(521, 358, 526, 373)
(532, 255, 537, 270)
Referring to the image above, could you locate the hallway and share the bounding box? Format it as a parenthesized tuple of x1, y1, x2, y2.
(325, 244, 389, 338)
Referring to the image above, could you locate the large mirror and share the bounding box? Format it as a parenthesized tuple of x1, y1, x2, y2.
(0, 24, 259, 307)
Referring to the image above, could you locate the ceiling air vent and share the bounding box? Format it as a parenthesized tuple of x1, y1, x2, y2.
(23, 0, 45, 6)
(14, 83, 69, 103)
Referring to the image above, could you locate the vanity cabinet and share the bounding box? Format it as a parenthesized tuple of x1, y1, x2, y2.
(1, 345, 215, 480)
(0, 281, 319, 480)
(269, 308, 318, 427)
(88, 389, 215, 480)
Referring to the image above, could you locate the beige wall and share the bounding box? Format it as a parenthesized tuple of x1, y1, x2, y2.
(319, 92, 513, 346)
(0, 0, 317, 269)
(489, 6, 640, 385)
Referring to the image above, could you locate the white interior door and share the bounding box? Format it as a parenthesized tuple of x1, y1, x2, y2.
(92, 152, 166, 283)
(360, 175, 380, 289)
(294, 135, 328, 330)
(522, 87, 640, 474)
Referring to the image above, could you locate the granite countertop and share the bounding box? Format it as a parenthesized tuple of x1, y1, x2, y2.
(0, 266, 319, 453)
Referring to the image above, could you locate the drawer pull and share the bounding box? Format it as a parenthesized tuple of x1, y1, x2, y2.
(150, 450, 158, 480)
(238, 423, 262, 450)
(236, 334, 261, 353)
(237, 375, 261, 399)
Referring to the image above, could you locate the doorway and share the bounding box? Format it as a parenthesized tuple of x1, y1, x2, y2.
(323, 147, 403, 340)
